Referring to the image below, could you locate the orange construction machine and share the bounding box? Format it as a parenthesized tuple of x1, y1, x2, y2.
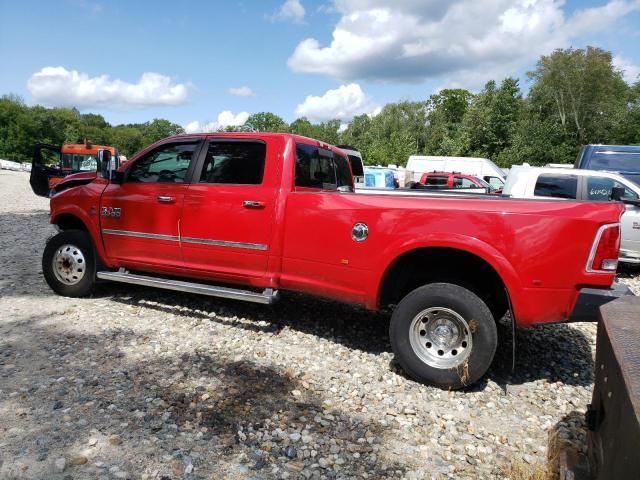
(31, 142, 123, 195)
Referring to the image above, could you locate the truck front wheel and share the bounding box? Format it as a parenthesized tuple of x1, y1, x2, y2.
(389, 283, 497, 389)
(42, 230, 97, 297)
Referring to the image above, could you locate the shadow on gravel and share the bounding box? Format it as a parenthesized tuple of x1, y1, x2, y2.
(617, 263, 640, 278)
(0, 315, 407, 479)
(99, 283, 595, 389)
(103, 284, 393, 355)
(487, 323, 595, 389)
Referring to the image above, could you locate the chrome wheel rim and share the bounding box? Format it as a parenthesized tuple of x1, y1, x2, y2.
(52, 244, 86, 285)
(409, 307, 472, 369)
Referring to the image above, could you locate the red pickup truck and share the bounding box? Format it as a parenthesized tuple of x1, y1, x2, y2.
(35, 133, 624, 389)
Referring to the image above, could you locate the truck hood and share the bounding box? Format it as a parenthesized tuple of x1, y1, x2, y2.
(52, 171, 97, 194)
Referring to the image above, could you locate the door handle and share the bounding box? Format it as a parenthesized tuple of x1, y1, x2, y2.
(243, 200, 265, 209)
(157, 195, 176, 204)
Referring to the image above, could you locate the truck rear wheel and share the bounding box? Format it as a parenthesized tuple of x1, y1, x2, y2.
(389, 283, 497, 389)
(42, 230, 97, 297)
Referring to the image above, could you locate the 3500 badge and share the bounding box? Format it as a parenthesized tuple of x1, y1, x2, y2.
(101, 207, 121, 218)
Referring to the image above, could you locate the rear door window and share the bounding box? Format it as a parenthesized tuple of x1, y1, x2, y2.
(347, 154, 364, 177)
(295, 144, 353, 191)
(586, 176, 638, 201)
(453, 176, 475, 188)
(199, 141, 266, 184)
(334, 154, 354, 190)
(533, 174, 578, 199)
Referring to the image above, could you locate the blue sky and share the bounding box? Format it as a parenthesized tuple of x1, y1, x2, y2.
(1, 0, 639, 131)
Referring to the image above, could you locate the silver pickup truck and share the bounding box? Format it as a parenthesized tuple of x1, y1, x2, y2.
(503, 166, 640, 264)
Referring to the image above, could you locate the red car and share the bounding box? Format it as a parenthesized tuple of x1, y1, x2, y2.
(420, 171, 500, 192)
(33, 133, 623, 389)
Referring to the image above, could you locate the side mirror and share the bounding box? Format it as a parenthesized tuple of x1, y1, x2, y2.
(611, 186, 625, 201)
(97, 150, 112, 179)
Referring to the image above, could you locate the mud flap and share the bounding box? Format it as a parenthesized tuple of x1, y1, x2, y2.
(30, 144, 62, 197)
(505, 286, 516, 372)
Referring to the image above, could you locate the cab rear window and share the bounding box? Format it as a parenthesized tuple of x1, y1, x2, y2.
(534, 174, 577, 199)
(425, 176, 448, 186)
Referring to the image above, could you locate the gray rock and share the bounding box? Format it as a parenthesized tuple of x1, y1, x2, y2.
(54, 457, 66, 472)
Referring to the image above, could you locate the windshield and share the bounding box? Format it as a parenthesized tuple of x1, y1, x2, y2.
(588, 152, 640, 172)
(483, 176, 504, 189)
(61, 153, 98, 172)
(475, 177, 495, 191)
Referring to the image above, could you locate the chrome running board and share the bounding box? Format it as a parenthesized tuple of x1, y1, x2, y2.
(97, 269, 279, 305)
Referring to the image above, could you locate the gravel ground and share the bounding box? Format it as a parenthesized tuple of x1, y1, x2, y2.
(1, 169, 638, 480)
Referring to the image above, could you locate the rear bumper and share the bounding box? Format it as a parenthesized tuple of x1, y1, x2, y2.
(568, 283, 635, 322)
(620, 248, 640, 264)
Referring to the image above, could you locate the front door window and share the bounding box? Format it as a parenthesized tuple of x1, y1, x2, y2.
(128, 143, 197, 183)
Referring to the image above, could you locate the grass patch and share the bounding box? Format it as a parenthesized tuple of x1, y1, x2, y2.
(501, 460, 550, 480)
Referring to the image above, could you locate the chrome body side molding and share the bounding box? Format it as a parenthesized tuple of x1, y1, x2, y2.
(181, 236, 267, 251)
(102, 229, 179, 242)
(102, 229, 268, 251)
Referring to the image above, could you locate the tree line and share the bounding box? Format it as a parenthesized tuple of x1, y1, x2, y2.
(1, 46, 639, 167)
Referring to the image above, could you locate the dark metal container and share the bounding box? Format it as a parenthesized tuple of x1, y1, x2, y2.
(587, 296, 640, 479)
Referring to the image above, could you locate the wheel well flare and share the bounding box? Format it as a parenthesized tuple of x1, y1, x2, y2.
(379, 247, 509, 320)
(55, 214, 88, 232)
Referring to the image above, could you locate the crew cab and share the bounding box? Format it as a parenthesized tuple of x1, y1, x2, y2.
(35, 133, 625, 389)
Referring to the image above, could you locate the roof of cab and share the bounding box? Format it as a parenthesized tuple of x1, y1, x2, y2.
(165, 132, 347, 155)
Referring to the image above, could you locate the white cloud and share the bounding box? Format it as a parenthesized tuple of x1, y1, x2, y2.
(614, 56, 640, 84)
(288, 0, 640, 88)
(271, 0, 305, 23)
(227, 86, 255, 97)
(368, 106, 382, 118)
(295, 83, 378, 122)
(27, 66, 189, 109)
(565, 0, 640, 36)
(184, 111, 250, 133)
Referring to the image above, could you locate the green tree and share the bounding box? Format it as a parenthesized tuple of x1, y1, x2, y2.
(424, 89, 473, 155)
(289, 117, 316, 138)
(458, 78, 522, 161)
(140, 119, 184, 145)
(345, 101, 428, 165)
(243, 112, 288, 132)
(615, 80, 640, 144)
(527, 46, 628, 144)
(110, 126, 145, 157)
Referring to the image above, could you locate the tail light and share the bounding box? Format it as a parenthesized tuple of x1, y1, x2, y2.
(587, 224, 621, 272)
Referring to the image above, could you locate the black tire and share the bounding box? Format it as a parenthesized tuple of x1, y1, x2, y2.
(389, 283, 497, 389)
(42, 230, 97, 297)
